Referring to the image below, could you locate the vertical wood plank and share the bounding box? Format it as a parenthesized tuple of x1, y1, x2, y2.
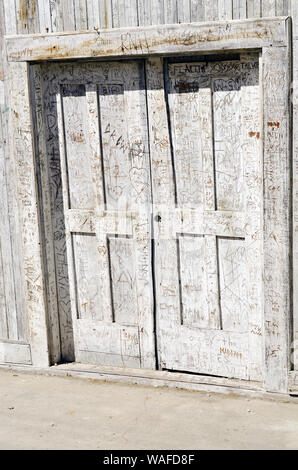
(0, 242, 8, 339)
(61, 0, 76, 32)
(26, 0, 40, 33)
(3, 0, 17, 35)
(0, 2, 26, 342)
(246, 0, 261, 18)
(38, 0, 52, 33)
(15, 0, 28, 33)
(146, 58, 175, 207)
(241, 52, 263, 381)
(283, 0, 290, 15)
(111, 0, 120, 27)
(99, 0, 113, 28)
(190, 0, 205, 21)
(137, 0, 151, 25)
(197, 82, 222, 330)
(218, 0, 233, 20)
(86, 0, 100, 30)
(262, 0, 276, 17)
(74, 0, 87, 30)
(151, 0, 165, 24)
(115, 0, 130, 27)
(146, 57, 177, 368)
(291, 0, 298, 371)
(49, 0, 64, 32)
(164, 0, 178, 24)
(263, 44, 291, 392)
(0, 74, 9, 339)
(200, 87, 215, 211)
(40, 65, 74, 362)
(205, 0, 219, 21)
(124, 0, 138, 26)
(177, 0, 191, 23)
(30, 64, 62, 363)
(232, 0, 247, 19)
(0, 97, 18, 340)
(55, 85, 81, 359)
(275, 0, 289, 16)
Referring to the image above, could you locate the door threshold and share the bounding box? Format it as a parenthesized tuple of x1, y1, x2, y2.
(52, 362, 264, 391)
(51, 362, 263, 391)
(1, 362, 297, 402)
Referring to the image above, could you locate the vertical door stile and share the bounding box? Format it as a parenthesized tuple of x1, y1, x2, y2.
(33, 64, 61, 364)
(146, 57, 179, 369)
(56, 84, 80, 357)
(240, 52, 263, 381)
(85, 83, 113, 324)
(124, 66, 155, 369)
(199, 85, 221, 330)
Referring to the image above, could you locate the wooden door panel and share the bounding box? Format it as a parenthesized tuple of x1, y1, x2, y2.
(212, 77, 243, 211)
(217, 236, 248, 332)
(72, 233, 103, 321)
(148, 55, 263, 381)
(42, 61, 155, 369)
(40, 55, 263, 379)
(77, 320, 141, 368)
(61, 84, 95, 210)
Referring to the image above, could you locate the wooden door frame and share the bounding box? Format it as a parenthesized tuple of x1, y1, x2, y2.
(5, 16, 292, 393)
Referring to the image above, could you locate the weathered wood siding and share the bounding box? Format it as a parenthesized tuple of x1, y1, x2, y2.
(0, 0, 296, 389)
(0, 0, 28, 354)
(1, 0, 291, 33)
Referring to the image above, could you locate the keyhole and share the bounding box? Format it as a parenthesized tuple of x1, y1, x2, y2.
(155, 215, 162, 222)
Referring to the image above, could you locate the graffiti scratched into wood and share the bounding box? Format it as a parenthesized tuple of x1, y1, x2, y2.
(0, 8, 293, 396)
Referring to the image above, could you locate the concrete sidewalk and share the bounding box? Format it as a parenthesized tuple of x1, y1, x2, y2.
(0, 368, 297, 450)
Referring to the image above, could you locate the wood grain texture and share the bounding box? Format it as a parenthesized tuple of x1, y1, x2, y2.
(177, 0, 191, 23)
(0, 2, 295, 395)
(49, 0, 64, 32)
(15, 0, 29, 33)
(87, 0, 100, 29)
(0, 2, 28, 360)
(151, 55, 263, 380)
(0, 1, 292, 36)
(246, 0, 261, 18)
(74, 0, 88, 30)
(137, 0, 152, 25)
(291, 0, 298, 373)
(232, 0, 247, 19)
(0, 341, 31, 365)
(262, 0, 276, 17)
(218, 0, 233, 20)
(9, 61, 49, 367)
(62, 0, 76, 32)
(6, 17, 289, 62)
(38, 0, 52, 33)
(190, 0, 205, 21)
(263, 44, 291, 393)
(3, 0, 17, 35)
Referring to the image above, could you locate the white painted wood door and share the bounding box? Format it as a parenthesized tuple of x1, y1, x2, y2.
(147, 55, 263, 381)
(39, 55, 264, 380)
(41, 61, 155, 369)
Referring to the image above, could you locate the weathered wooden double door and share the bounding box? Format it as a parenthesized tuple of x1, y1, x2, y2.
(38, 53, 263, 381)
